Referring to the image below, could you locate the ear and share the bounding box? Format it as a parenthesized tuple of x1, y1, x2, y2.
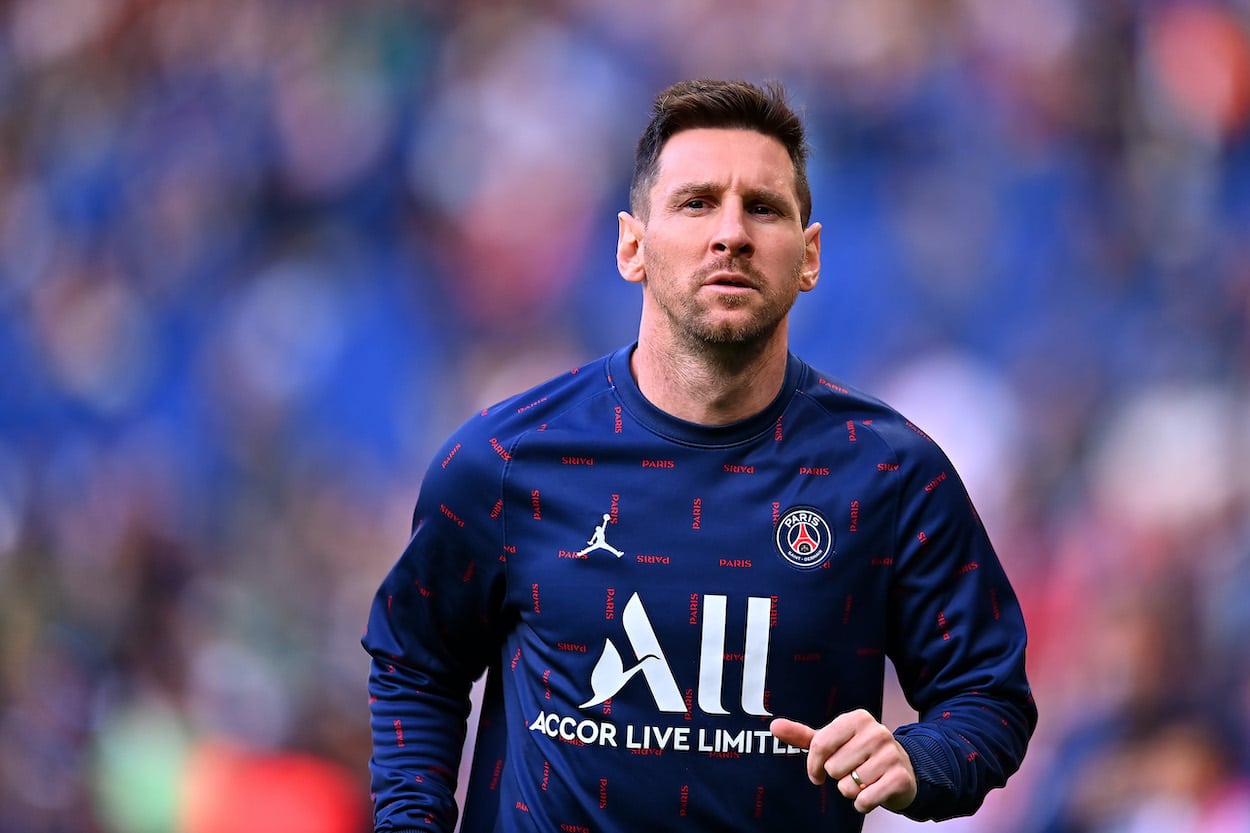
(799, 221, 822, 292)
(617, 211, 646, 284)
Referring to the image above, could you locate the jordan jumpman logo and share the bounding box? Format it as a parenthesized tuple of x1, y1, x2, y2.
(577, 514, 624, 558)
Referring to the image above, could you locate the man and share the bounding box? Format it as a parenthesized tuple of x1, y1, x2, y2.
(363, 79, 1036, 832)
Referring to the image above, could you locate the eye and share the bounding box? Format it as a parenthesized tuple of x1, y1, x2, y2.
(682, 198, 711, 211)
(749, 202, 781, 217)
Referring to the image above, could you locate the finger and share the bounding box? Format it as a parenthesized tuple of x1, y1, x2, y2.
(848, 753, 919, 814)
(770, 718, 825, 784)
(807, 713, 865, 786)
(839, 768, 868, 805)
(852, 770, 901, 815)
(769, 717, 815, 750)
(858, 752, 918, 813)
(807, 709, 863, 757)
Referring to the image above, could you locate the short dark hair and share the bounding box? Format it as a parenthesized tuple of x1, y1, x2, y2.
(629, 79, 812, 225)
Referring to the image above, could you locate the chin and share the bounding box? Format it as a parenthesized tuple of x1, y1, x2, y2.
(688, 319, 780, 351)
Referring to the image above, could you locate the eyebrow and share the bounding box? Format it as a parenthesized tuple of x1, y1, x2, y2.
(666, 180, 794, 209)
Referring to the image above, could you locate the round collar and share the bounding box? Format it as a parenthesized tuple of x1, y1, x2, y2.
(606, 343, 805, 448)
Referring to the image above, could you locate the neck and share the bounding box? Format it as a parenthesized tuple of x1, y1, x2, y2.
(630, 329, 790, 426)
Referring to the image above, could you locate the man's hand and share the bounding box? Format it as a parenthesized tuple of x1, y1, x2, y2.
(770, 710, 918, 814)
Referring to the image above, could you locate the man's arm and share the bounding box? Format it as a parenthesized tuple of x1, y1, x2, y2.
(883, 431, 1037, 820)
(362, 435, 509, 832)
(773, 427, 1036, 820)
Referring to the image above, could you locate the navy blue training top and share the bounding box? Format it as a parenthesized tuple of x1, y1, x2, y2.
(363, 344, 1036, 832)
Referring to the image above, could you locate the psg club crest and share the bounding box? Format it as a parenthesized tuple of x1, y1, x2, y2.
(774, 506, 834, 570)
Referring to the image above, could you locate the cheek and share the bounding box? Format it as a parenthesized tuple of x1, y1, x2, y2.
(642, 236, 690, 278)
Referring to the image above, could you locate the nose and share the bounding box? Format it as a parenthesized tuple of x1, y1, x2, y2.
(712, 206, 754, 257)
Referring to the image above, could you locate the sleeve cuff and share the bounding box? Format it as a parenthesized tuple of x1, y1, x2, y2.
(893, 726, 957, 821)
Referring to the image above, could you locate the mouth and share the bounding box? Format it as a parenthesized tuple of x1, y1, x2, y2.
(703, 271, 757, 290)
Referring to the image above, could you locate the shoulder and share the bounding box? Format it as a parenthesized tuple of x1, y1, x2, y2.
(480, 354, 615, 429)
(410, 353, 615, 529)
(465, 353, 614, 439)
(794, 360, 921, 437)
(793, 358, 952, 468)
(432, 353, 616, 472)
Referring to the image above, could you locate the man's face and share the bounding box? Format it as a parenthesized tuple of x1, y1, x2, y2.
(619, 128, 820, 352)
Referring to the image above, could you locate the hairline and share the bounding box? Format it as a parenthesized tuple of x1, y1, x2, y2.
(641, 130, 806, 221)
(629, 81, 813, 226)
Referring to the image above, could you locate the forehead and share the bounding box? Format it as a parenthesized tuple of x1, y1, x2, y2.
(653, 128, 797, 200)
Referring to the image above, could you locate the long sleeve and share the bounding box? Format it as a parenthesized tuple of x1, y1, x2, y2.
(362, 432, 511, 832)
(882, 423, 1037, 821)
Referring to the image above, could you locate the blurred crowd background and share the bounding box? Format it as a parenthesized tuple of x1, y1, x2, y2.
(3, 0, 1250, 831)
